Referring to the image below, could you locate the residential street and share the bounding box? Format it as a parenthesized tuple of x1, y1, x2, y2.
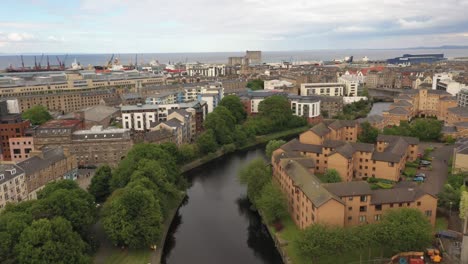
(418, 142, 455, 196)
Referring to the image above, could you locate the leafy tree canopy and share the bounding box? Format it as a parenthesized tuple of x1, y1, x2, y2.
(358, 122, 379, 143)
(219, 95, 247, 124)
(256, 182, 288, 223)
(88, 165, 112, 203)
(196, 129, 219, 154)
(322, 169, 342, 183)
(238, 158, 271, 203)
(265, 140, 286, 159)
(15, 217, 90, 264)
(21, 105, 52, 125)
(247, 79, 264, 91)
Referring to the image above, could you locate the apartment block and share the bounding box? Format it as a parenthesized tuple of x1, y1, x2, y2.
(0, 164, 27, 209)
(0, 112, 31, 161)
(70, 126, 133, 167)
(300, 83, 344, 97)
(17, 147, 77, 200)
(9, 137, 34, 163)
(338, 75, 359, 96)
(286, 122, 418, 182)
(453, 138, 468, 173)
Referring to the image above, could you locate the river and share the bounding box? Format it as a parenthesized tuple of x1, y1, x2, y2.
(161, 148, 283, 264)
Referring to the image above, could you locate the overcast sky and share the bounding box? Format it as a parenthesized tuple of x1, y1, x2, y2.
(1, 0, 468, 53)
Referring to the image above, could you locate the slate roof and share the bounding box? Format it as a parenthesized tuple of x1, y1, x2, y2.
(428, 90, 451, 95)
(377, 134, 419, 145)
(388, 107, 410, 115)
(442, 126, 457, 133)
(448, 107, 468, 117)
(163, 118, 183, 128)
(455, 122, 468, 128)
(328, 120, 357, 130)
(397, 94, 414, 100)
(309, 122, 331, 137)
(350, 142, 375, 152)
(370, 188, 431, 205)
(324, 181, 373, 197)
(17, 147, 67, 175)
(440, 96, 457, 101)
(0, 164, 24, 184)
(80, 105, 119, 122)
(322, 139, 346, 149)
(280, 139, 323, 154)
(392, 100, 412, 107)
(373, 135, 418, 162)
(357, 115, 384, 124)
(279, 159, 343, 207)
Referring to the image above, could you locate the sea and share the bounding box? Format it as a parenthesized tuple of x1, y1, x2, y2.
(0, 49, 468, 69)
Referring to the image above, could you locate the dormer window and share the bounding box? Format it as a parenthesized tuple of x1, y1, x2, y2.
(0, 174, 4, 180)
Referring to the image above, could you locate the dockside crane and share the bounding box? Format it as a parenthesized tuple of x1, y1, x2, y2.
(20, 55, 25, 71)
(38, 54, 44, 69)
(107, 54, 115, 68)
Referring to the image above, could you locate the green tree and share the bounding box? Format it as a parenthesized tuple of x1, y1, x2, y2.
(409, 118, 442, 141)
(177, 144, 198, 164)
(322, 169, 342, 183)
(296, 224, 348, 260)
(258, 95, 293, 130)
(196, 129, 219, 154)
(102, 186, 163, 249)
(32, 180, 96, 235)
(204, 106, 236, 145)
(0, 211, 33, 263)
(88, 165, 112, 203)
(21, 105, 52, 125)
(246, 79, 264, 90)
(219, 95, 247, 123)
(238, 158, 271, 203)
(358, 122, 379, 143)
(111, 143, 180, 190)
(256, 182, 288, 223)
(265, 140, 286, 159)
(15, 217, 89, 264)
(377, 208, 433, 253)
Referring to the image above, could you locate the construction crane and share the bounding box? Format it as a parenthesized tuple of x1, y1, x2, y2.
(38, 54, 44, 69)
(20, 55, 25, 71)
(46, 55, 50, 70)
(56, 56, 62, 68)
(106, 54, 115, 68)
(34, 56, 38, 70)
(62, 54, 68, 69)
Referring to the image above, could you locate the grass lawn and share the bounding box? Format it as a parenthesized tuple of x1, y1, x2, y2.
(273, 216, 308, 264)
(435, 217, 448, 232)
(104, 249, 151, 264)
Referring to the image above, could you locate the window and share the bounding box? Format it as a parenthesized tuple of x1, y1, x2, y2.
(375, 204, 382, 211)
(348, 206, 352, 211)
(360, 195, 367, 202)
(359, 215, 366, 223)
(399, 203, 403, 207)
(417, 201, 421, 206)
(389, 162, 394, 167)
(349, 197, 353, 201)
(425, 210, 432, 217)
(348, 216, 352, 221)
(374, 214, 381, 221)
(359, 206, 367, 212)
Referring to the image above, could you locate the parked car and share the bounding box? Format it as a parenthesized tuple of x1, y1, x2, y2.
(415, 173, 426, 178)
(419, 160, 431, 166)
(413, 176, 425, 182)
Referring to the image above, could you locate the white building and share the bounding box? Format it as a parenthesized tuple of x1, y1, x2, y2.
(432, 73, 453, 91)
(289, 96, 321, 120)
(300, 83, 344, 97)
(437, 80, 467, 96)
(343, 96, 368, 104)
(264, 80, 294, 90)
(457, 88, 468, 107)
(338, 75, 359, 96)
(121, 104, 159, 131)
(186, 64, 226, 77)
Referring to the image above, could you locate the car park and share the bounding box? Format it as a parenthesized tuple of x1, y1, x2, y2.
(415, 173, 426, 178)
(413, 176, 425, 182)
(419, 160, 431, 166)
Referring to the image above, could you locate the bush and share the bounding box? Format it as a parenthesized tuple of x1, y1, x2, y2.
(376, 182, 393, 189)
(367, 177, 378, 183)
(222, 143, 236, 153)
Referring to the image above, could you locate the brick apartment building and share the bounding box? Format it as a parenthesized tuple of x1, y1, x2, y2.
(0, 100, 31, 161)
(272, 157, 437, 229)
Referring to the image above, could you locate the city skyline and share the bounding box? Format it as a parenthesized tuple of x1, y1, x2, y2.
(1, 0, 468, 53)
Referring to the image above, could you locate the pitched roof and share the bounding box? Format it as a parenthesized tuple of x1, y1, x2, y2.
(324, 181, 372, 197)
(80, 105, 119, 122)
(377, 134, 419, 145)
(357, 115, 384, 124)
(322, 139, 346, 149)
(387, 107, 410, 115)
(280, 138, 323, 154)
(279, 159, 343, 207)
(331, 143, 355, 159)
(370, 187, 431, 205)
(328, 120, 357, 130)
(309, 122, 331, 137)
(350, 142, 375, 152)
(144, 129, 173, 142)
(448, 107, 468, 117)
(0, 164, 24, 184)
(392, 100, 412, 107)
(17, 147, 67, 175)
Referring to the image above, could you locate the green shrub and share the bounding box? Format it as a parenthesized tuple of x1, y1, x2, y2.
(376, 182, 393, 189)
(367, 177, 378, 183)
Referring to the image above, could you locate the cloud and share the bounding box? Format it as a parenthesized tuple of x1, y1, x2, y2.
(7, 32, 35, 42)
(47, 35, 65, 42)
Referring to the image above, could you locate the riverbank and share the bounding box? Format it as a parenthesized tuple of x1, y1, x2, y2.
(182, 126, 309, 173)
(93, 193, 186, 264)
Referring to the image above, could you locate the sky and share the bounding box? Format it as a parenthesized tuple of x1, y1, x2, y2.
(0, 0, 468, 53)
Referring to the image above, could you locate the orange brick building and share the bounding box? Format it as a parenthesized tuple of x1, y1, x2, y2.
(272, 151, 437, 230)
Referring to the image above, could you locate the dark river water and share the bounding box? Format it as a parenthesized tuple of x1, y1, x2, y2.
(161, 148, 283, 264)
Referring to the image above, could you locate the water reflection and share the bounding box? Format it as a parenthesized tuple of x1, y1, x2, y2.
(236, 197, 283, 264)
(161, 148, 283, 264)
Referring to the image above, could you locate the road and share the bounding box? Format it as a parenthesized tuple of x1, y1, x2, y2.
(418, 142, 454, 196)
